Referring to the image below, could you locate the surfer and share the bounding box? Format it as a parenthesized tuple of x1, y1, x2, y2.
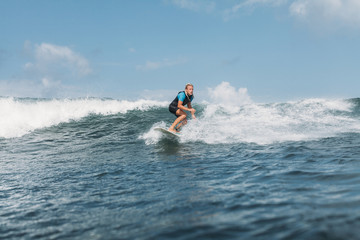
(168, 83, 196, 133)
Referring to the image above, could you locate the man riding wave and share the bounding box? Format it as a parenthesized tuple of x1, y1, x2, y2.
(168, 83, 196, 133)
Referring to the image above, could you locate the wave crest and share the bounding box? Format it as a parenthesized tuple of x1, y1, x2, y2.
(0, 97, 167, 138)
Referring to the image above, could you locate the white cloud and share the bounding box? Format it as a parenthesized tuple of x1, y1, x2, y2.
(129, 48, 136, 53)
(290, 0, 360, 28)
(41, 77, 61, 88)
(223, 0, 287, 21)
(233, 0, 287, 10)
(42, 77, 51, 87)
(139, 89, 177, 101)
(0, 42, 94, 98)
(167, 0, 360, 29)
(136, 58, 187, 71)
(0, 79, 41, 97)
(25, 42, 92, 77)
(208, 81, 252, 107)
(168, 0, 216, 13)
(0, 78, 87, 98)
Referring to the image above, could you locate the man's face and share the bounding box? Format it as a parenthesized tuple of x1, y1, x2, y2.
(186, 86, 193, 95)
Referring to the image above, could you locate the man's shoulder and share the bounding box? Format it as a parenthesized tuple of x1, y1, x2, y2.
(177, 91, 186, 100)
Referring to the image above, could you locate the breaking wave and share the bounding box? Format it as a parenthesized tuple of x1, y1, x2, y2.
(0, 97, 167, 138)
(1, 82, 359, 145)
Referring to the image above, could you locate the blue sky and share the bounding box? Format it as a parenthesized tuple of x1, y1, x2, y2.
(1, 0, 360, 101)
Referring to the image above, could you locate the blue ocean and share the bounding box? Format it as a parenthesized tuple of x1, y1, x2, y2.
(1, 96, 360, 239)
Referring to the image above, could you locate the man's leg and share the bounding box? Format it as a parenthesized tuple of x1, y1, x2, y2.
(175, 118, 187, 131)
(168, 110, 187, 132)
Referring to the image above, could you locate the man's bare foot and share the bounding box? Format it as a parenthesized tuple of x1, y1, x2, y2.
(168, 128, 176, 133)
(168, 128, 180, 133)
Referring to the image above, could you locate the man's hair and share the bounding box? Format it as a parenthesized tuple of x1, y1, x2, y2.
(185, 83, 193, 89)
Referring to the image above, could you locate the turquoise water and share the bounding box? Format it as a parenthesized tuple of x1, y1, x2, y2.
(1, 97, 360, 239)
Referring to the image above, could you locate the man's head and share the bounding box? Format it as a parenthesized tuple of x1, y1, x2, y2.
(185, 83, 194, 95)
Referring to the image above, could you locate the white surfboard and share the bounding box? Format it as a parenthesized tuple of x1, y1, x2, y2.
(154, 127, 180, 139)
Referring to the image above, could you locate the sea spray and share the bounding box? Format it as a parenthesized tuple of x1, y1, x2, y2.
(178, 98, 358, 144)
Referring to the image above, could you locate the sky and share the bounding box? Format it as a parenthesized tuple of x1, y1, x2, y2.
(1, 0, 360, 102)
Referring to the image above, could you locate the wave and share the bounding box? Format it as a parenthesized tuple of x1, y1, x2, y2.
(142, 98, 360, 145)
(0, 97, 167, 138)
(1, 94, 359, 145)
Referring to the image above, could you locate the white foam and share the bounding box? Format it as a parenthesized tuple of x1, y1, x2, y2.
(0, 97, 167, 138)
(141, 82, 358, 145)
(177, 98, 358, 145)
(139, 122, 168, 145)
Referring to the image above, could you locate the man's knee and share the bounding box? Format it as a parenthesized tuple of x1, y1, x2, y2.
(179, 114, 186, 120)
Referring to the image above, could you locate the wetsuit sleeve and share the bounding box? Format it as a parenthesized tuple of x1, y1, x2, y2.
(177, 92, 186, 102)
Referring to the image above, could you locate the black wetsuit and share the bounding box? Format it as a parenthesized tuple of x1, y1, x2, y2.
(169, 91, 194, 116)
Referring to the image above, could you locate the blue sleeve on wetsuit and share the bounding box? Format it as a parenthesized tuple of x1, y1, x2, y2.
(178, 92, 194, 102)
(177, 92, 186, 102)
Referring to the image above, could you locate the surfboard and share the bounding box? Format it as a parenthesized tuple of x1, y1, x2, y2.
(154, 127, 180, 139)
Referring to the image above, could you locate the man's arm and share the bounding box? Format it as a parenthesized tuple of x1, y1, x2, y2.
(187, 102, 196, 119)
(187, 102, 192, 109)
(177, 101, 190, 111)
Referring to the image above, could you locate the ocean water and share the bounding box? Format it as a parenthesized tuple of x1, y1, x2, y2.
(1, 96, 360, 240)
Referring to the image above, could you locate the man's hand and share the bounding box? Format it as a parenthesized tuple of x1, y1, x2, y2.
(190, 108, 196, 119)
